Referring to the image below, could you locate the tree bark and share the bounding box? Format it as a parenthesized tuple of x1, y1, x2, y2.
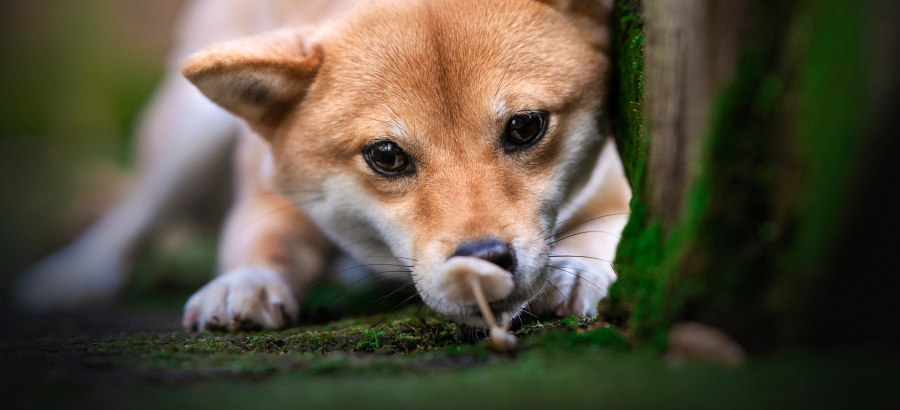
(605, 0, 900, 350)
(644, 0, 743, 229)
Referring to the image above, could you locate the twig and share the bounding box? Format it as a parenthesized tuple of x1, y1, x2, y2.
(406, 324, 432, 350)
(383, 325, 409, 354)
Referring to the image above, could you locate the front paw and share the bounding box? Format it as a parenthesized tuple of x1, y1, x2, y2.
(544, 258, 615, 318)
(183, 267, 298, 332)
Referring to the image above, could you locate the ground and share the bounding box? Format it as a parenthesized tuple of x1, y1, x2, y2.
(2, 309, 897, 410)
(0, 241, 897, 409)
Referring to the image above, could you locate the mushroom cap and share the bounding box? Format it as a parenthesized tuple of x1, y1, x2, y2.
(436, 256, 515, 303)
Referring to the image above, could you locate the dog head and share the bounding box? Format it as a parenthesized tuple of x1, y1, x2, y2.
(184, 0, 612, 326)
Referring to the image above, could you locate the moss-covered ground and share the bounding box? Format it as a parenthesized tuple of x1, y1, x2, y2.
(3, 299, 898, 409)
(1, 237, 897, 409)
(3, 307, 898, 409)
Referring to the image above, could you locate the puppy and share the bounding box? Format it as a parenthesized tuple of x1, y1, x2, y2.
(14, 0, 631, 331)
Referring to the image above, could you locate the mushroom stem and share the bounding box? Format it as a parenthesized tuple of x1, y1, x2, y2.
(469, 277, 517, 350)
(469, 277, 498, 328)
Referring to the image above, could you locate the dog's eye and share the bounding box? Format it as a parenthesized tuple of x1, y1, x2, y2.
(503, 111, 548, 151)
(364, 141, 411, 176)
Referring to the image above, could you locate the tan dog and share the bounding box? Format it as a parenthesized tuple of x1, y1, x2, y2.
(14, 0, 630, 331)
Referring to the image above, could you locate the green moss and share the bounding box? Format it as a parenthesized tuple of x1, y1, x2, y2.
(601, 0, 672, 347)
(605, 0, 875, 350)
(608, 0, 646, 182)
(635, 0, 797, 349)
(769, 0, 870, 341)
(656, 0, 872, 350)
(9, 308, 897, 410)
(1, 309, 632, 382)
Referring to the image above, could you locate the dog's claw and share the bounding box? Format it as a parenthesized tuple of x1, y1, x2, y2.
(183, 267, 298, 333)
(225, 312, 240, 333)
(271, 302, 286, 329)
(183, 306, 200, 330)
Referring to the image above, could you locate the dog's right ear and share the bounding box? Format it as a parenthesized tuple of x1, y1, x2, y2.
(183, 31, 323, 138)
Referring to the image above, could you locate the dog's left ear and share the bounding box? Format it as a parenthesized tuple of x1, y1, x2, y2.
(537, 0, 614, 51)
(183, 31, 323, 138)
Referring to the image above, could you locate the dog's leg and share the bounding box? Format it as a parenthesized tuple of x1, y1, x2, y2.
(533, 139, 632, 318)
(183, 132, 334, 331)
(12, 74, 238, 313)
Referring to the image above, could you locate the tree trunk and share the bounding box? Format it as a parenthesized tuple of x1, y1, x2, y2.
(644, 0, 743, 230)
(605, 0, 900, 351)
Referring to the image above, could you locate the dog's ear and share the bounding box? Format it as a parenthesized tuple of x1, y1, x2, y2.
(537, 0, 613, 51)
(183, 31, 323, 138)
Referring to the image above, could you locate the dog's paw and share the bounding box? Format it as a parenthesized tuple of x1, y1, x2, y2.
(12, 240, 126, 313)
(183, 267, 298, 332)
(544, 258, 615, 318)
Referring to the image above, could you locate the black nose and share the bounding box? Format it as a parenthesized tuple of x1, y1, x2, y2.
(451, 239, 516, 273)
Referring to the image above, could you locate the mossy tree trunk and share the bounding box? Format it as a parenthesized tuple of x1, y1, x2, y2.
(605, 0, 900, 351)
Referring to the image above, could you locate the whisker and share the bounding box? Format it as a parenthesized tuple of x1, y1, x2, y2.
(547, 265, 608, 295)
(341, 255, 418, 263)
(327, 274, 414, 308)
(540, 216, 577, 238)
(411, 302, 428, 323)
(547, 253, 618, 279)
(371, 281, 419, 309)
(388, 289, 430, 326)
(543, 212, 631, 240)
(533, 287, 551, 315)
(335, 263, 415, 273)
(308, 262, 415, 290)
(389, 284, 430, 315)
(519, 309, 538, 319)
(339, 236, 393, 250)
(325, 270, 413, 308)
(546, 230, 620, 246)
(544, 279, 569, 304)
(548, 254, 614, 265)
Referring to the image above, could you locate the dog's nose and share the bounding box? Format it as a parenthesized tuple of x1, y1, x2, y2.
(451, 240, 516, 272)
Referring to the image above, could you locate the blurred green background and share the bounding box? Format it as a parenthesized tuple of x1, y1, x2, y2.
(0, 0, 194, 307)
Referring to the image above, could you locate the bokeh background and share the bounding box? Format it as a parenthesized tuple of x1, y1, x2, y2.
(0, 0, 209, 312)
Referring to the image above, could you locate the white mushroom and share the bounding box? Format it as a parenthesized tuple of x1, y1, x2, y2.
(435, 256, 517, 351)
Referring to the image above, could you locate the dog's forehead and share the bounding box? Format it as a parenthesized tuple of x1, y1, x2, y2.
(317, 0, 594, 122)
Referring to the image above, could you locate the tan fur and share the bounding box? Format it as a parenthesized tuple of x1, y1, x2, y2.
(15, 0, 630, 330)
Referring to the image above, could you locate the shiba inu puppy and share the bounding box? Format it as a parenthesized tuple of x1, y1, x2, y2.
(14, 0, 631, 332)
